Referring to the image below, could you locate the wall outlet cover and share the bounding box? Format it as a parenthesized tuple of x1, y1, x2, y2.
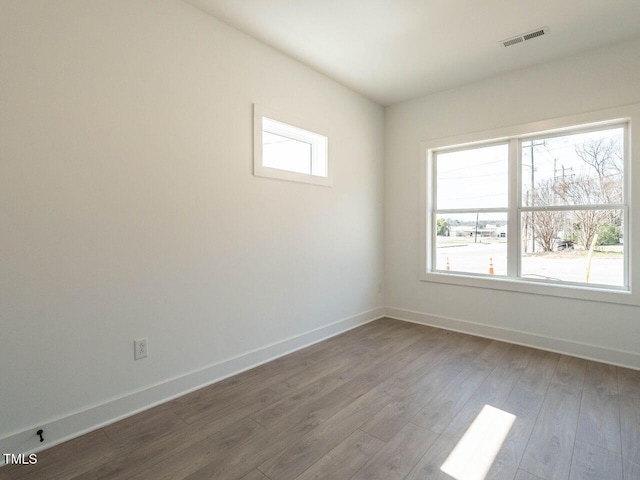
(134, 338, 148, 360)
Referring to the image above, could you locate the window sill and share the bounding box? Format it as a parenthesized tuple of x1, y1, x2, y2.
(253, 164, 332, 186)
(419, 271, 636, 306)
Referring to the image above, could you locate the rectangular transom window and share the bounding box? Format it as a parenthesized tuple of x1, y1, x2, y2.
(254, 105, 330, 186)
(426, 120, 629, 295)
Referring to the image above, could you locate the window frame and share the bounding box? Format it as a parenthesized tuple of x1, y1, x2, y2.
(420, 104, 638, 305)
(253, 104, 331, 186)
(431, 140, 511, 276)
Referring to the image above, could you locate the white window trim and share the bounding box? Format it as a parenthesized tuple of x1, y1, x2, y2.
(253, 104, 331, 186)
(420, 103, 640, 306)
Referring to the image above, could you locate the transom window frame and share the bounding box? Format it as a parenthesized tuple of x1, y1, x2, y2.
(253, 104, 331, 186)
(419, 104, 640, 306)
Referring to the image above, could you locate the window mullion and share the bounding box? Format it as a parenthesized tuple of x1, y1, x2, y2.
(507, 138, 519, 278)
(521, 204, 626, 212)
(428, 151, 436, 272)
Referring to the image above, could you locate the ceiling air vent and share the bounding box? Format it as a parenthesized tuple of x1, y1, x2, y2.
(501, 27, 549, 48)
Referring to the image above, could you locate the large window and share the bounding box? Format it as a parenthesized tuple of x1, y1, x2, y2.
(426, 121, 628, 293)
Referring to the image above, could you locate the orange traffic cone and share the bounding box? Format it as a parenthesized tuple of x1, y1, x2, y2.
(489, 258, 494, 275)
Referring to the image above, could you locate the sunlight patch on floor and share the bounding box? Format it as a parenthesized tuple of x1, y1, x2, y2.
(440, 404, 516, 480)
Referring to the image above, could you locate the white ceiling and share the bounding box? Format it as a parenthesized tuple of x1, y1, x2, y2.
(185, 0, 640, 106)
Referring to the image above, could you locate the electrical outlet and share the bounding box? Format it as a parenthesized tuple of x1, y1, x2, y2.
(134, 338, 148, 360)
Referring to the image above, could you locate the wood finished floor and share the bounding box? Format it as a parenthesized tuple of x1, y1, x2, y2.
(2, 318, 639, 480)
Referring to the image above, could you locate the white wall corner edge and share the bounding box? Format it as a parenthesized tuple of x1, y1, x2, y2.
(385, 306, 640, 371)
(0, 307, 385, 463)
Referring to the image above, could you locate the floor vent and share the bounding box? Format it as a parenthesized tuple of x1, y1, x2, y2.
(501, 27, 549, 47)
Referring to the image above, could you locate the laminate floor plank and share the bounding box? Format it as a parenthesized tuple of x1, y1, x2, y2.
(412, 362, 495, 434)
(484, 350, 561, 480)
(295, 430, 384, 480)
(585, 361, 619, 395)
(484, 391, 545, 480)
(569, 440, 623, 480)
(359, 330, 487, 442)
(617, 366, 640, 395)
(238, 470, 270, 480)
(102, 408, 186, 447)
(624, 460, 640, 480)
(250, 367, 356, 428)
(384, 328, 460, 389)
(174, 386, 282, 426)
(280, 319, 396, 361)
(552, 355, 587, 390)
(350, 423, 438, 480)
(443, 334, 494, 366)
(359, 357, 466, 441)
(125, 417, 262, 480)
(160, 362, 275, 413)
(258, 338, 408, 430)
(334, 335, 440, 400)
(256, 384, 403, 480)
(341, 318, 405, 342)
(515, 470, 545, 480)
(404, 399, 487, 480)
(619, 392, 640, 474)
(209, 322, 383, 399)
(575, 362, 621, 453)
(474, 340, 512, 367)
(404, 334, 492, 397)
(0, 430, 117, 480)
(184, 379, 368, 480)
(165, 356, 298, 416)
(72, 389, 280, 480)
(355, 322, 426, 354)
(267, 344, 369, 396)
(519, 384, 582, 480)
(472, 344, 535, 407)
(267, 320, 420, 396)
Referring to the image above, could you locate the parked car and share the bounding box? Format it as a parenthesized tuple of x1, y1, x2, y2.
(555, 239, 575, 251)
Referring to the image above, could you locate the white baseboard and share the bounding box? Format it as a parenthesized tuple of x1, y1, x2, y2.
(0, 307, 385, 462)
(6, 304, 635, 465)
(385, 306, 640, 370)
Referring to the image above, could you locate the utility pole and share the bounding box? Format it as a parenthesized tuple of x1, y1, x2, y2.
(474, 212, 479, 243)
(554, 163, 573, 181)
(553, 161, 573, 242)
(528, 140, 546, 253)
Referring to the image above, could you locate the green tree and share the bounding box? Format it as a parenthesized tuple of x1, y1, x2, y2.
(436, 218, 449, 236)
(597, 225, 620, 245)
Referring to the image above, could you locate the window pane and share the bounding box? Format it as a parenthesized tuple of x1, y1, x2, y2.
(262, 131, 312, 174)
(522, 128, 624, 207)
(521, 209, 624, 286)
(436, 144, 508, 209)
(435, 213, 507, 275)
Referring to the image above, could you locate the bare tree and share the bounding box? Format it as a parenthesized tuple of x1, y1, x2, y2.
(530, 179, 564, 251)
(575, 137, 622, 183)
(573, 136, 623, 206)
(545, 136, 624, 249)
(554, 174, 605, 205)
(574, 209, 609, 250)
(553, 175, 609, 248)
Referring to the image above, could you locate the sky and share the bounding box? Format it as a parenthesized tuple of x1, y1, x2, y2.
(435, 126, 623, 211)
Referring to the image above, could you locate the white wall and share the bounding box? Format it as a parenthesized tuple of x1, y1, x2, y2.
(385, 38, 640, 368)
(0, 0, 384, 453)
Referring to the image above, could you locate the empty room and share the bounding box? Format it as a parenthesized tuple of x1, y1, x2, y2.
(2, 1, 640, 479)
